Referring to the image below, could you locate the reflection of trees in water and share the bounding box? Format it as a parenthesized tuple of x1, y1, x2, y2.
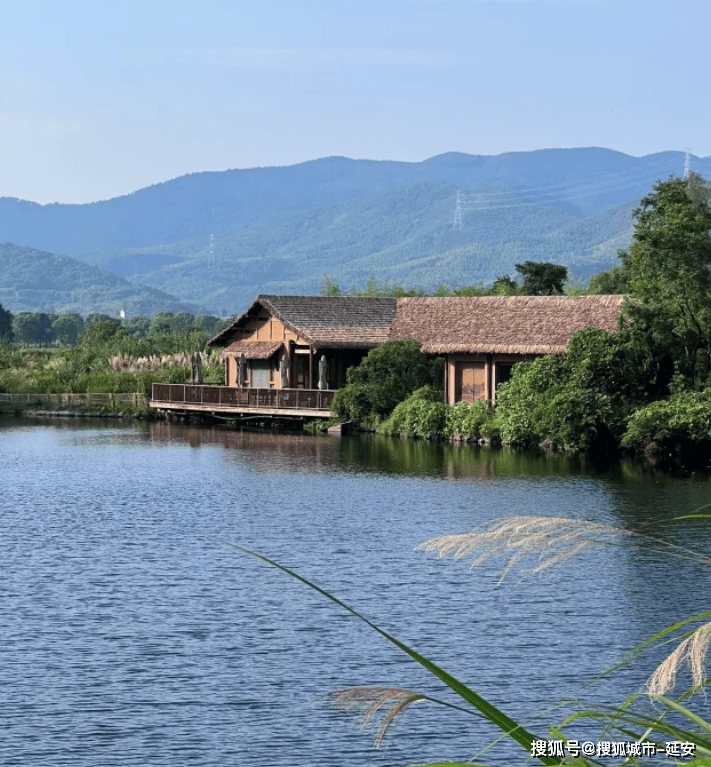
(147, 422, 628, 481)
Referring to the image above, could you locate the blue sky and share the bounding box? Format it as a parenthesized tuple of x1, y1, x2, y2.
(1, 0, 707, 204)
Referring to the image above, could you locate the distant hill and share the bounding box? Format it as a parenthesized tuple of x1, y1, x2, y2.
(1, 148, 707, 314)
(0, 243, 202, 316)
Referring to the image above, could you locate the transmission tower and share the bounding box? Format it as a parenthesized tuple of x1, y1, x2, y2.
(208, 233, 216, 270)
(453, 190, 462, 229)
(684, 148, 692, 179)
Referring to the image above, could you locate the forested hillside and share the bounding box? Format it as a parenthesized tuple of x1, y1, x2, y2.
(1, 149, 707, 314)
(0, 243, 200, 315)
(108, 184, 638, 311)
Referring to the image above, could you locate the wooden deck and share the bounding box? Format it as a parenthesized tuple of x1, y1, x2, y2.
(150, 383, 335, 418)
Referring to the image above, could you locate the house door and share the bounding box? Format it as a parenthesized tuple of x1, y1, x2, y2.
(455, 362, 486, 402)
(250, 360, 270, 388)
(294, 355, 309, 389)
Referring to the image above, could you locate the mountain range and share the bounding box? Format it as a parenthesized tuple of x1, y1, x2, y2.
(1, 148, 707, 316)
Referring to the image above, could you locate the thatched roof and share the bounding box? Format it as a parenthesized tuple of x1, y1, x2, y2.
(220, 340, 283, 361)
(209, 295, 397, 349)
(209, 294, 624, 356)
(389, 295, 624, 354)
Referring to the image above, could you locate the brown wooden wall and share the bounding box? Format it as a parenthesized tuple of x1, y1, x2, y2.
(224, 312, 308, 388)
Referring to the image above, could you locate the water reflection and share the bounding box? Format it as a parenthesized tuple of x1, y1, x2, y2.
(147, 422, 648, 481)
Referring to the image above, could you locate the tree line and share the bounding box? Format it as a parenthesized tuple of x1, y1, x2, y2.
(322, 260, 574, 298)
(0, 309, 230, 348)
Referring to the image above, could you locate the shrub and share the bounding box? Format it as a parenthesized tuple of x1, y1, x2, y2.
(378, 386, 447, 439)
(445, 400, 496, 441)
(494, 329, 648, 451)
(333, 340, 443, 429)
(623, 389, 711, 453)
(494, 356, 566, 447)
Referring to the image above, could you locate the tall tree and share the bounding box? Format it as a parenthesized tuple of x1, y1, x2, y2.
(515, 261, 568, 296)
(122, 315, 151, 339)
(51, 313, 84, 346)
(492, 275, 520, 295)
(622, 173, 711, 387)
(12, 312, 52, 346)
(0, 302, 12, 344)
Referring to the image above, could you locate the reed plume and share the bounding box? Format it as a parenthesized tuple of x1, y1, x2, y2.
(417, 516, 633, 583)
(647, 620, 711, 695)
(331, 687, 425, 748)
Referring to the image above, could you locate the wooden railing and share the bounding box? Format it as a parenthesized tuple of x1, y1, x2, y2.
(151, 383, 335, 411)
(0, 392, 146, 407)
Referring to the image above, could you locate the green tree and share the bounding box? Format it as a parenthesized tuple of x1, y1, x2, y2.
(621, 173, 711, 388)
(149, 312, 174, 337)
(12, 312, 52, 346)
(81, 319, 127, 347)
(586, 264, 629, 295)
(515, 261, 568, 295)
(85, 313, 114, 326)
(0, 301, 13, 344)
(320, 275, 343, 296)
(171, 312, 195, 335)
(51, 313, 84, 346)
(495, 328, 648, 451)
(122, 315, 151, 339)
(491, 275, 519, 295)
(192, 314, 224, 336)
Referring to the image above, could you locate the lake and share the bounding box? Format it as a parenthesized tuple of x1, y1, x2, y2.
(2, 417, 711, 766)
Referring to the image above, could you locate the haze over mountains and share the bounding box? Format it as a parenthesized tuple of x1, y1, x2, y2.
(1, 148, 707, 316)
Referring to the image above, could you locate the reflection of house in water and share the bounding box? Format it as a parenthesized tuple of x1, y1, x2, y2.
(152, 422, 335, 471)
(150, 294, 623, 419)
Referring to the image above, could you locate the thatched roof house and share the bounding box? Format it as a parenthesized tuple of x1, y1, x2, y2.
(387, 295, 624, 402)
(209, 294, 624, 402)
(209, 295, 397, 389)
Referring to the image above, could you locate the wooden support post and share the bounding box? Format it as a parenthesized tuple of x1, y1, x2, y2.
(487, 354, 493, 402)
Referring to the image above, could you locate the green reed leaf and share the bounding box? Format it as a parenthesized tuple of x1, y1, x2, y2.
(230, 543, 571, 765)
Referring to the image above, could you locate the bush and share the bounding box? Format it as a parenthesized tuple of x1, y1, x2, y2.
(378, 386, 447, 439)
(494, 355, 566, 447)
(332, 339, 443, 429)
(623, 389, 711, 453)
(494, 329, 648, 451)
(445, 400, 496, 441)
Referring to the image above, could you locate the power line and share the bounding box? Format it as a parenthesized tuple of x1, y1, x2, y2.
(451, 154, 696, 218)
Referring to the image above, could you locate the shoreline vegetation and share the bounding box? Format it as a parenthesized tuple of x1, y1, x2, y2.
(0, 313, 227, 420)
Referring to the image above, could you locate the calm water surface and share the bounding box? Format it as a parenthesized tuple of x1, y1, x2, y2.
(2, 417, 711, 766)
